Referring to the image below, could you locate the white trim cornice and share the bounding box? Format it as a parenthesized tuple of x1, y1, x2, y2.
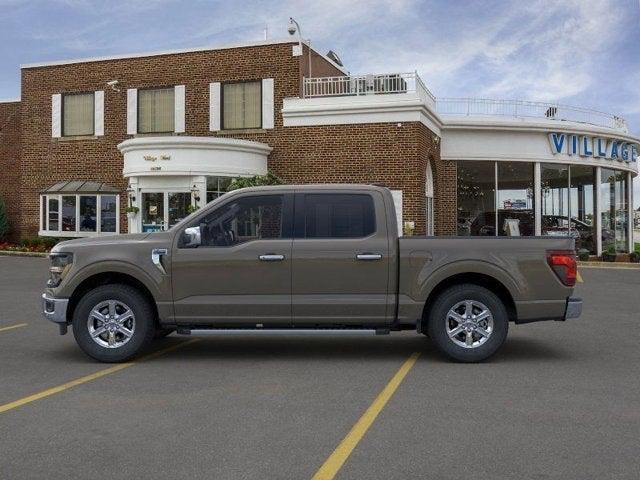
(118, 135, 272, 155)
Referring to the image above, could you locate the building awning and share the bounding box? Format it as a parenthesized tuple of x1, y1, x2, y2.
(41, 181, 120, 194)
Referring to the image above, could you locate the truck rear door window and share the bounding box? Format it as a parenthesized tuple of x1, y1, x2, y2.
(303, 194, 375, 238)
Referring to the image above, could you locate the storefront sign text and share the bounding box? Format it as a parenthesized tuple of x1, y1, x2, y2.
(548, 133, 638, 163)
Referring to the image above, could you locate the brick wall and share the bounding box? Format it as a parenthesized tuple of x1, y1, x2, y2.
(0, 101, 21, 240)
(16, 41, 451, 239)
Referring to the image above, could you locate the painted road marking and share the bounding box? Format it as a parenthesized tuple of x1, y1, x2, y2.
(577, 272, 583, 283)
(0, 323, 28, 333)
(0, 339, 199, 415)
(312, 352, 421, 480)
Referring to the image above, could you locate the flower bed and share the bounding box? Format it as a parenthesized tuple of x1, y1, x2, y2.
(0, 237, 60, 253)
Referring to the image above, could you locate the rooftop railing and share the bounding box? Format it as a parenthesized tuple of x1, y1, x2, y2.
(302, 72, 436, 107)
(436, 97, 628, 132)
(302, 74, 628, 132)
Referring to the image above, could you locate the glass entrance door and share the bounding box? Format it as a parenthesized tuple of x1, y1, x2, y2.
(142, 192, 165, 232)
(168, 192, 191, 228)
(142, 191, 191, 232)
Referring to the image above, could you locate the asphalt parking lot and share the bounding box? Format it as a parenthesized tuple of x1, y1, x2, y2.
(0, 256, 639, 480)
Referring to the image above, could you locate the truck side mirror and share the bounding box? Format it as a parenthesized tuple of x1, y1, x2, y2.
(182, 226, 201, 248)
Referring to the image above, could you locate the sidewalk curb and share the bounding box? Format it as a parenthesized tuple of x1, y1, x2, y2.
(578, 261, 640, 270)
(0, 250, 49, 258)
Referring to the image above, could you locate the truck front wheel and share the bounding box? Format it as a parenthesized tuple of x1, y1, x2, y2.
(72, 284, 155, 363)
(426, 284, 508, 363)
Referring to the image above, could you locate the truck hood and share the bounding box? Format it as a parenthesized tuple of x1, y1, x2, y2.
(52, 232, 168, 252)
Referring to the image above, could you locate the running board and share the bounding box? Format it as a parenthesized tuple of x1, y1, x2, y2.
(177, 328, 390, 336)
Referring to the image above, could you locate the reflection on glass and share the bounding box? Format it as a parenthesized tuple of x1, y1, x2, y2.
(62, 196, 76, 232)
(168, 192, 190, 228)
(601, 169, 628, 253)
(541, 164, 569, 236)
(570, 166, 596, 253)
(142, 193, 165, 232)
(457, 161, 495, 236)
(48, 197, 59, 231)
(101, 195, 117, 233)
(80, 196, 97, 232)
(498, 163, 534, 236)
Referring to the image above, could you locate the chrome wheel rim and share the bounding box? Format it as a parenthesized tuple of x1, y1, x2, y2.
(446, 300, 494, 349)
(87, 300, 136, 349)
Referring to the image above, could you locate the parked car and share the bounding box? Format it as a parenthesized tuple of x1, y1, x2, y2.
(42, 185, 581, 363)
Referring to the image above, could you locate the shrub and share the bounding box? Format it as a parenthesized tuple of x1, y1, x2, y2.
(577, 249, 590, 261)
(0, 197, 9, 241)
(227, 172, 283, 192)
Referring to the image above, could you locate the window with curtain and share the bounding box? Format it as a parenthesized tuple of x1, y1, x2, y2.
(223, 81, 261, 129)
(63, 92, 94, 136)
(138, 88, 175, 133)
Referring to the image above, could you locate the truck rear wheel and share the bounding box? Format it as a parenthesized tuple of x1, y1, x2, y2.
(426, 284, 508, 363)
(72, 284, 155, 363)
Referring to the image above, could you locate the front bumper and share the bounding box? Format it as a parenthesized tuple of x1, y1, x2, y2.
(42, 293, 69, 324)
(563, 297, 582, 320)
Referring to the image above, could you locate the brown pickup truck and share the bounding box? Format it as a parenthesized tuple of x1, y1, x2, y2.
(42, 184, 581, 363)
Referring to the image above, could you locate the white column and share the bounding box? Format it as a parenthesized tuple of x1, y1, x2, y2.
(595, 167, 602, 256)
(534, 162, 541, 236)
(127, 177, 140, 234)
(628, 171, 633, 253)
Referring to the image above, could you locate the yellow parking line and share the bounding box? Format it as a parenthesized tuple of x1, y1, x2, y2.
(312, 352, 420, 480)
(0, 339, 199, 415)
(0, 323, 28, 333)
(577, 271, 583, 283)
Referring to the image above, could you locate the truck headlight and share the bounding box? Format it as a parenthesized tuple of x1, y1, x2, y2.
(48, 252, 73, 288)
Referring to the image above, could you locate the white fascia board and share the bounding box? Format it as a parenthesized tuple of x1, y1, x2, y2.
(20, 38, 347, 73)
(0, 97, 20, 103)
(282, 94, 442, 134)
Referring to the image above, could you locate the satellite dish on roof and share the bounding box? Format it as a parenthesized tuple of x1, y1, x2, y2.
(326, 50, 343, 67)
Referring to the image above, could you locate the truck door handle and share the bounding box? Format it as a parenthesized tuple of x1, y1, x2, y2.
(356, 253, 382, 261)
(259, 254, 285, 262)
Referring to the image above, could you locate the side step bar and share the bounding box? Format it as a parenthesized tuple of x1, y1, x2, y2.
(176, 328, 390, 336)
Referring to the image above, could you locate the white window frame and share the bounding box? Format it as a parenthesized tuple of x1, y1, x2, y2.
(39, 193, 120, 237)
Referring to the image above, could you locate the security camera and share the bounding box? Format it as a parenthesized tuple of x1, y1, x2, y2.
(106, 80, 120, 92)
(287, 18, 297, 35)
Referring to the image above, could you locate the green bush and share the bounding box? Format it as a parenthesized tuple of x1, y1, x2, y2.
(577, 249, 590, 261)
(0, 197, 9, 241)
(227, 172, 283, 192)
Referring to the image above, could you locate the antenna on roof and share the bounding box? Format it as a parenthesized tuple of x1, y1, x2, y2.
(263, 24, 268, 40)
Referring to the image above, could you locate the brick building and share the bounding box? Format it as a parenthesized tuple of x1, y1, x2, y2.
(1, 38, 638, 254)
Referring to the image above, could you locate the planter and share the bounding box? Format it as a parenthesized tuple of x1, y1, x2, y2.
(630, 252, 640, 263)
(601, 252, 617, 262)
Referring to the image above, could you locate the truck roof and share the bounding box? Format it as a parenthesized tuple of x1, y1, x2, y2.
(230, 184, 392, 194)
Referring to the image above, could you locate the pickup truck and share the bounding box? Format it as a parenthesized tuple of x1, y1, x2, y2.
(42, 184, 581, 363)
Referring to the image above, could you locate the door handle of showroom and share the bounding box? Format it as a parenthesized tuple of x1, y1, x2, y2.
(259, 254, 285, 262)
(356, 253, 382, 261)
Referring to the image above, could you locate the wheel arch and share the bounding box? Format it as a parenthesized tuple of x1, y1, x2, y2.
(419, 272, 517, 332)
(66, 272, 159, 327)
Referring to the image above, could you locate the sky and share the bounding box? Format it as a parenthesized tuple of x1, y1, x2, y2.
(1, 0, 639, 204)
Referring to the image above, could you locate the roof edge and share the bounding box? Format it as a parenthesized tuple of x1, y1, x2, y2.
(20, 38, 347, 74)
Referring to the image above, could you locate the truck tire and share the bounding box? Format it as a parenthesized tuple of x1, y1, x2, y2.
(72, 284, 156, 363)
(426, 284, 508, 363)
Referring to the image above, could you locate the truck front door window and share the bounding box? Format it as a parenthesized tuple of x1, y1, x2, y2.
(200, 195, 284, 246)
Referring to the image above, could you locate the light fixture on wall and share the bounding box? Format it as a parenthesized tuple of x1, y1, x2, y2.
(191, 184, 201, 203)
(126, 185, 136, 203)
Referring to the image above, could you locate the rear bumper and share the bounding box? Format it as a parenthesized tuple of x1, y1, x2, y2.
(563, 297, 582, 320)
(42, 293, 68, 324)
